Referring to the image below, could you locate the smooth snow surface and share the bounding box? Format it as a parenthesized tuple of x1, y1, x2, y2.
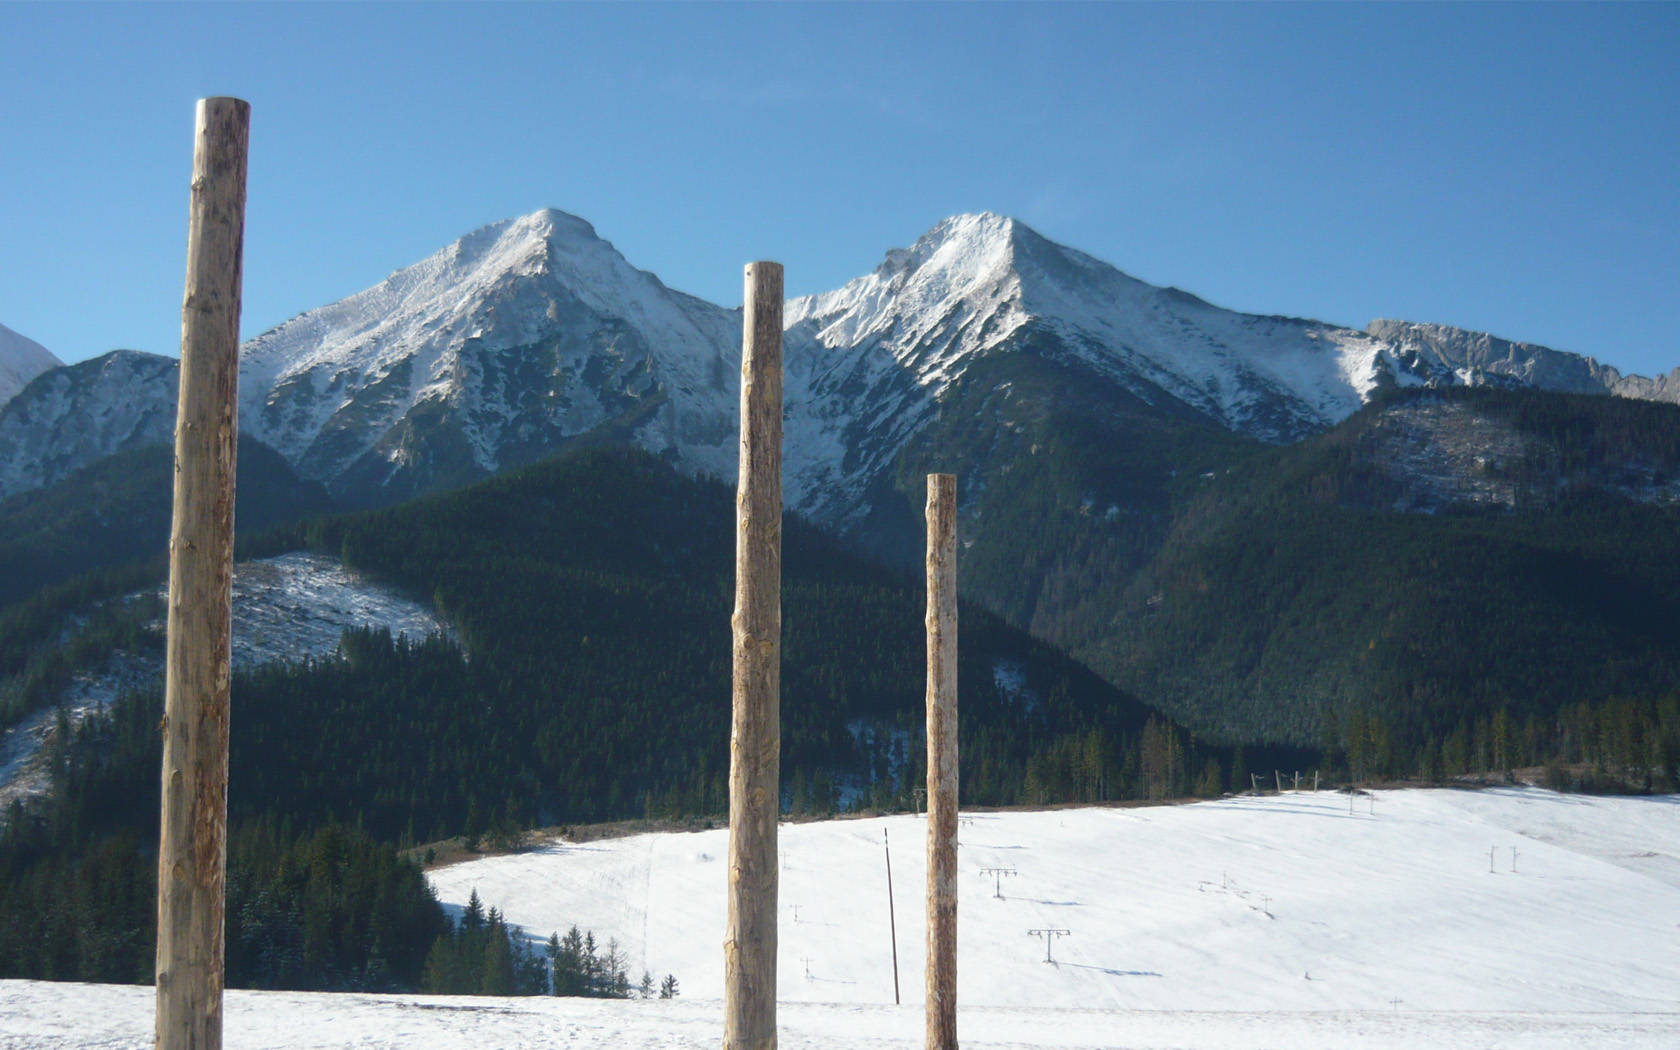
(3, 790, 1677, 1048)
(429, 789, 1680, 1014)
(4, 979, 1677, 1050)
(5, 790, 1679, 1049)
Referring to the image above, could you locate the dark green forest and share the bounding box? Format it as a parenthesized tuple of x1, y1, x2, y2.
(0, 436, 335, 609)
(867, 360, 1680, 763)
(1, 445, 1272, 990)
(6, 382, 1680, 993)
(1091, 388, 1680, 753)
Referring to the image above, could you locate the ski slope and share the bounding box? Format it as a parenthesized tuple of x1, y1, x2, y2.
(3, 979, 1675, 1050)
(426, 788, 1680, 1015)
(3, 788, 1677, 1048)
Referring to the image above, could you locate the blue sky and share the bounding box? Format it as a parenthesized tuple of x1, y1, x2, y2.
(3, 2, 1676, 376)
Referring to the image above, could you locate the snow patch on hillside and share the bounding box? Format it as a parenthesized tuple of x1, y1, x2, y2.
(0, 553, 449, 814)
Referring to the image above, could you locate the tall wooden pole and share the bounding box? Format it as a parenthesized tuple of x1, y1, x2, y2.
(923, 473, 958, 1049)
(726, 261, 782, 1050)
(155, 96, 247, 1050)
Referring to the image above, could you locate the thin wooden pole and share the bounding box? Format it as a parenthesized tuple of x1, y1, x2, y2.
(725, 261, 783, 1050)
(923, 473, 958, 1050)
(156, 96, 248, 1050)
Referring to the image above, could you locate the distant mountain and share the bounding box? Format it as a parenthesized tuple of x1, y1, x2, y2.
(0, 350, 177, 498)
(0, 435, 336, 607)
(5, 210, 1680, 756)
(240, 209, 741, 504)
(1064, 386, 1680, 745)
(1367, 319, 1680, 403)
(0, 324, 60, 409)
(4, 209, 1674, 513)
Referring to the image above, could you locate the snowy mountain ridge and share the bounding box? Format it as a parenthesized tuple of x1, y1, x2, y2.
(0, 350, 178, 498)
(0, 323, 60, 409)
(786, 213, 1401, 442)
(2, 209, 1674, 515)
(239, 208, 741, 499)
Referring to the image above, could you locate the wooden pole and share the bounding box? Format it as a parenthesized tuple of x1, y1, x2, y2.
(725, 261, 782, 1050)
(923, 473, 958, 1050)
(156, 96, 248, 1050)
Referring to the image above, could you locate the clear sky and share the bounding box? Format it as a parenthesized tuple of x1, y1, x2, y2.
(3, 2, 1676, 376)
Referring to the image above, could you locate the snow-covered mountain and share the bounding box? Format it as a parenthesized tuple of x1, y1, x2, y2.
(0, 350, 177, 498)
(240, 209, 741, 502)
(780, 213, 1406, 527)
(1367, 318, 1680, 402)
(1, 209, 1674, 514)
(0, 324, 60, 409)
(787, 214, 1391, 446)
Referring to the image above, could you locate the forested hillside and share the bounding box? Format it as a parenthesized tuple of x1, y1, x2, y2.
(853, 375, 1680, 777)
(2, 445, 1270, 989)
(0, 436, 334, 608)
(1071, 389, 1680, 765)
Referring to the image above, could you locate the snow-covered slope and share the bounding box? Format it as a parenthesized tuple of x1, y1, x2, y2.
(5, 979, 1676, 1050)
(240, 209, 740, 500)
(11, 980, 1677, 1050)
(429, 788, 1680, 1015)
(6, 788, 1677, 1050)
(0, 349, 177, 499)
(0, 323, 60, 408)
(1368, 319, 1680, 403)
(787, 214, 1395, 450)
(0, 552, 450, 814)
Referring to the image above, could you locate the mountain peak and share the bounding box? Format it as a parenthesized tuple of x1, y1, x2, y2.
(896, 211, 1019, 275)
(0, 323, 62, 408)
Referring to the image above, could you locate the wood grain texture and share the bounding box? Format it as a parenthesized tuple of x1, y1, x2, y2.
(156, 96, 247, 1050)
(725, 261, 782, 1050)
(923, 473, 959, 1050)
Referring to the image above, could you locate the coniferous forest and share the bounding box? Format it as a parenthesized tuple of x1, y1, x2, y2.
(5, 386, 1680, 991)
(1, 446, 1279, 990)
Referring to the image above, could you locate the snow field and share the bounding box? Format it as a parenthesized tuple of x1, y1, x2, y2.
(4, 788, 1678, 1048)
(6, 979, 1677, 1050)
(428, 788, 1680, 1014)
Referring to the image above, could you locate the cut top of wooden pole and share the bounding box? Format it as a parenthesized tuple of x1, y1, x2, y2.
(156, 96, 249, 1050)
(726, 260, 783, 1050)
(924, 472, 958, 1050)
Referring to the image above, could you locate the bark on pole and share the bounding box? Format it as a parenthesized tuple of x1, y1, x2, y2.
(923, 474, 959, 1050)
(725, 261, 783, 1050)
(155, 97, 247, 1050)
